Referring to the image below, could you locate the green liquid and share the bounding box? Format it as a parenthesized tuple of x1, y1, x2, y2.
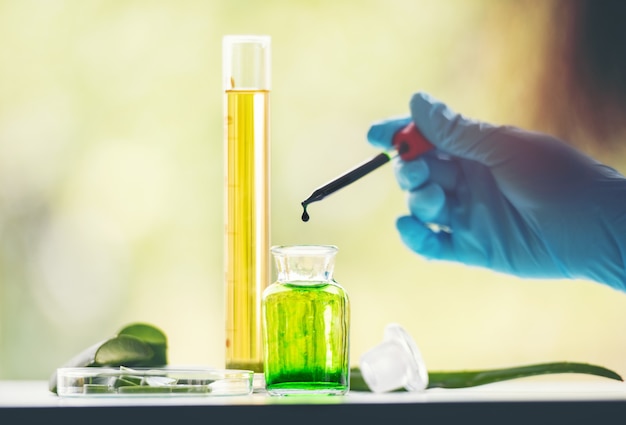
(262, 281, 349, 395)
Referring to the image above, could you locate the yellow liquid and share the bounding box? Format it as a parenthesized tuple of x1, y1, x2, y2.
(225, 89, 270, 373)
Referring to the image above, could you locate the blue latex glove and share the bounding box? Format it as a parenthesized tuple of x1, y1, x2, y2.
(367, 92, 626, 292)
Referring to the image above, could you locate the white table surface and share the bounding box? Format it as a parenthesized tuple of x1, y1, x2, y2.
(1, 378, 626, 407)
(2, 378, 626, 424)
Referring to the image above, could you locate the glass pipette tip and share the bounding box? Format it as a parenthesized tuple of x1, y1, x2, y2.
(301, 150, 398, 215)
(301, 122, 433, 222)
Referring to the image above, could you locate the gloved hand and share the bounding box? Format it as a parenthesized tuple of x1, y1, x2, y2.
(367, 92, 626, 292)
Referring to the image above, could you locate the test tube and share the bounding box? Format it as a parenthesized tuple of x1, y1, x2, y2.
(223, 35, 271, 373)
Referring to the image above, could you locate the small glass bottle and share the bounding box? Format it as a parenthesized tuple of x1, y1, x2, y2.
(262, 245, 350, 396)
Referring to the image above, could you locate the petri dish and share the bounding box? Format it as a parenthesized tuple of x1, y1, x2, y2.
(56, 366, 254, 397)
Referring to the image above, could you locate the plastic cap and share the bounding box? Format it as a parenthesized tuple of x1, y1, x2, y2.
(392, 122, 433, 161)
(358, 323, 428, 393)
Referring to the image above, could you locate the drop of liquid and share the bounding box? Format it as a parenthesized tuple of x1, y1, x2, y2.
(301, 203, 310, 222)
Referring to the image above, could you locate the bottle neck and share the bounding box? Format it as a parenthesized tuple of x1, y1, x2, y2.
(276, 274, 333, 285)
(271, 245, 337, 284)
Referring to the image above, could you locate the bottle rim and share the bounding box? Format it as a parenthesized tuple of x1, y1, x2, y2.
(270, 245, 338, 257)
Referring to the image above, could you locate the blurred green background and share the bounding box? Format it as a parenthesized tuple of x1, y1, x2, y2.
(2, 0, 626, 381)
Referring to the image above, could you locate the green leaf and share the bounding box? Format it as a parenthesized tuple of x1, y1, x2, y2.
(118, 323, 167, 345)
(118, 323, 167, 365)
(49, 323, 169, 394)
(349, 367, 375, 392)
(350, 361, 623, 392)
(427, 362, 623, 389)
(93, 335, 155, 366)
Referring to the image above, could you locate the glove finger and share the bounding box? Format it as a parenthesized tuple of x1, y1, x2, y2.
(397, 214, 495, 267)
(410, 92, 509, 167)
(394, 153, 459, 192)
(396, 215, 454, 260)
(406, 182, 448, 226)
(393, 158, 429, 191)
(422, 154, 459, 192)
(367, 116, 413, 151)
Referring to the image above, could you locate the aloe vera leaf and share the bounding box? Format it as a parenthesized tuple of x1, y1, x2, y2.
(49, 335, 155, 393)
(48, 339, 104, 393)
(118, 385, 173, 394)
(114, 375, 144, 388)
(427, 362, 623, 389)
(118, 323, 166, 345)
(118, 323, 167, 365)
(83, 384, 114, 394)
(350, 362, 623, 392)
(92, 335, 154, 366)
(349, 368, 374, 392)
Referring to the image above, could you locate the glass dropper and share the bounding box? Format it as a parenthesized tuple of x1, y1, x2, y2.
(301, 123, 433, 222)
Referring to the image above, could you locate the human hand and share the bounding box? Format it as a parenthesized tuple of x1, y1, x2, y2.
(367, 92, 626, 291)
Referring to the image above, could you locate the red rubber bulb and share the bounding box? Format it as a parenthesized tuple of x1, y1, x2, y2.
(392, 122, 433, 161)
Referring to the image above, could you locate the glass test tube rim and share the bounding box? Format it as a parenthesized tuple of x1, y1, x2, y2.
(223, 34, 271, 91)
